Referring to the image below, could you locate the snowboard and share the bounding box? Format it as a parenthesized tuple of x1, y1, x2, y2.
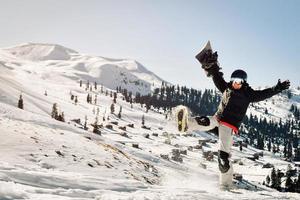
(175, 105, 189, 132)
(174, 105, 216, 133)
(195, 41, 219, 77)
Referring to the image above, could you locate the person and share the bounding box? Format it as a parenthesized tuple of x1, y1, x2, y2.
(189, 42, 290, 188)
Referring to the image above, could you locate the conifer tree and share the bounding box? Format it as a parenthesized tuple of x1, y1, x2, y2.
(113, 92, 117, 103)
(296, 173, 300, 192)
(51, 103, 58, 119)
(270, 167, 277, 188)
(75, 96, 78, 105)
(110, 103, 115, 114)
(142, 114, 145, 126)
(93, 116, 99, 134)
(118, 106, 122, 119)
(266, 175, 270, 186)
(61, 112, 65, 122)
(285, 164, 294, 192)
(87, 94, 90, 103)
(18, 94, 24, 109)
(276, 169, 282, 191)
(84, 115, 88, 130)
(86, 80, 90, 90)
(94, 95, 97, 105)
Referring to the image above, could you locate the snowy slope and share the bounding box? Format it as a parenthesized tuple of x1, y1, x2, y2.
(0, 43, 299, 199)
(247, 87, 300, 122)
(2, 43, 165, 96)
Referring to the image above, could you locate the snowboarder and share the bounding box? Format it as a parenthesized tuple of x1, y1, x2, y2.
(178, 41, 290, 189)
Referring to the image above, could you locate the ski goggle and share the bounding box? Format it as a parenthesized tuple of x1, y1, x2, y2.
(231, 78, 244, 84)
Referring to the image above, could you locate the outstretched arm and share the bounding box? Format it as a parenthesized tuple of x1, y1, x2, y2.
(248, 79, 290, 102)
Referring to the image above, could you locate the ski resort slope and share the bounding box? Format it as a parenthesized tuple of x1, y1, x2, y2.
(0, 43, 299, 199)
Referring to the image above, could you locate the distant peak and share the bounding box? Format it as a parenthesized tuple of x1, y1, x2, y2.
(4, 42, 78, 61)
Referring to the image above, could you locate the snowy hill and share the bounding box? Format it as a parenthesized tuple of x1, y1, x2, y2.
(0, 43, 299, 199)
(1, 43, 165, 96)
(247, 87, 300, 122)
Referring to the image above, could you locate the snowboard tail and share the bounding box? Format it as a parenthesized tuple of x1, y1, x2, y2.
(175, 106, 189, 132)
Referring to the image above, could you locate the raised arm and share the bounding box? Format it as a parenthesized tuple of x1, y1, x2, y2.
(195, 42, 228, 93)
(210, 69, 228, 93)
(248, 79, 290, 102)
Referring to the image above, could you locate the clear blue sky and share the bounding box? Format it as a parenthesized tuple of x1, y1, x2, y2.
(0, 0, 299, 89)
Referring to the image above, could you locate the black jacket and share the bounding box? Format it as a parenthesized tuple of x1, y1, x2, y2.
(212, 72, 280, 128)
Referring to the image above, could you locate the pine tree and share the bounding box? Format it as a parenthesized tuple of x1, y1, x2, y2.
(296, 173, 300, 193)
(113, 92, 117, 103)
(79, 80, 82, 87)
(18, 94, 24, 109)
(87, 94, 90, 103)
(285, 164, 294, 192)
(86, 80, 90, 90)
(61, 112, 65, 122)
(276, 169, 282, 191)
(75, 96, 78, 105)
(51, 103, 58, 119)
(84, 115, 88, 130)
(94, 95, 97, 105)
(110, 103, 115, 114)
(44, 90, 47, 96)
(266, 175, 270, 186)
(93, 116, 100, 134)
(142, 114, 145, 126)
(270, 167, 277, 188)
(268, 139, 272, 152)
(94, 81, 97, 90)
(118, 106, 122, 119)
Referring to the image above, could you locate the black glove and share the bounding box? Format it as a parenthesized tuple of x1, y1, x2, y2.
(195, 116, 210, 126)
(274, 79, 290, 92)
(205, 64, 223, 77)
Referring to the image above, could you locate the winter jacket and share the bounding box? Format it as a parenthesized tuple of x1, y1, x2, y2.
(211, 71, 281, 129)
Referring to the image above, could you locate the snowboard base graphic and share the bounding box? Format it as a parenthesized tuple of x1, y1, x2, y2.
(175, 105, 189, 132)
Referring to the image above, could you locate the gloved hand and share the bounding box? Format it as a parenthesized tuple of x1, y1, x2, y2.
(205, 64, 223, 77)
(274, 79, 290, 92)
(197, 50, 219, 69)
(195, 116, 210, 126)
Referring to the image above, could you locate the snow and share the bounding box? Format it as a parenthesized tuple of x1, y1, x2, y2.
(0, 43, 299, 199)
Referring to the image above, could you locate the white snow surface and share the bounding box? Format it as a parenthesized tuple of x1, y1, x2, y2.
(0, 43, 299, 199)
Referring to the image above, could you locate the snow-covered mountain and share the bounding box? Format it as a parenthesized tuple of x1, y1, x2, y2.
(1, 43, 165, 97)
(0, 43, 299, 200)
(246, 88, 300, 123)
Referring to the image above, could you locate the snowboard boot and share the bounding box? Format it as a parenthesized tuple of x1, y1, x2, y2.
(218, 150, 233, 188)
(194, 116, 210, 126)
(177, 109, 184, 132)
